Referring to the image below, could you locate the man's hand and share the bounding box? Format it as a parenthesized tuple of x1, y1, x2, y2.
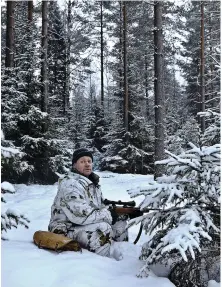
(53, 228, 67, 236)
(108, 206, 119, 225)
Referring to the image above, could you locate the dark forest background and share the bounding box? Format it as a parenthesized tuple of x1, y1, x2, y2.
(1, 0, 220, 184)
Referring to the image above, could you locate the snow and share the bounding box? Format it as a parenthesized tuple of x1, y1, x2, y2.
(1, 181, 15, 193)
(161, 223, 201, 262)
(208, 280, 220, 287)
(1, 129, 5, 139)
(1, 146, 21, 158)
(2, 171, 220, 286)
(2, 172, 176, 287)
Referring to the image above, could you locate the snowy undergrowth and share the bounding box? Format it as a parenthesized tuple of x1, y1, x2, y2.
(127, 143, 220, 286)
(2, 172, 176, 287)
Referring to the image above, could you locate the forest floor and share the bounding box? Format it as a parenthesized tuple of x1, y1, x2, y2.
(2, 172, 220, 287)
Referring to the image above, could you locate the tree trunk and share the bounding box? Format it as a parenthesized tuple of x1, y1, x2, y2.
(63, 0, 71, 116)
(100, 1, 104, 113)
(28, 1, 33, 23)
(145, 51, 149, 118)
(6, 1, 15, 68)
(200, 1, 205, 133)
(154, 1, 165, 178)
(117, 1, 123, 122)
(208, 15, 215, 108)
(27, 1, 34, 102)
(122, 2, 129, 133)
(119, 1, 123, 92)
(41, 1, 48, 117)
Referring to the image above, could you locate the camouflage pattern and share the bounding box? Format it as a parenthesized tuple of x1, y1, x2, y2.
(48, 172, 128, 257)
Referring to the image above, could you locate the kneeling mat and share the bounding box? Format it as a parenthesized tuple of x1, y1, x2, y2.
(33, 230, 82, 252)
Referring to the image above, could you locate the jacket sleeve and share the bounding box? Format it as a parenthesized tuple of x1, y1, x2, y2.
(59, 178, 112, 225)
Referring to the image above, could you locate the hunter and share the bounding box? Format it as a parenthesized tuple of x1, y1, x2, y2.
(48, 148, 128, 260)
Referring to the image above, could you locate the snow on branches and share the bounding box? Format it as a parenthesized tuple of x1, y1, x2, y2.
(199, 110, 220, 146)
(127, 142, 220, 277)
(1, 182, 30, 240)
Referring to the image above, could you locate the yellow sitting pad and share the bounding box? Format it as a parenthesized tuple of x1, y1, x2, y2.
(33, 230, 82, 252)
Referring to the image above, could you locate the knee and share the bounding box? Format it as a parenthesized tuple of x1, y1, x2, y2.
(112, 220, 128, 242)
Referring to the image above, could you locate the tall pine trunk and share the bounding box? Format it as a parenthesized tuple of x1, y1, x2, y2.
(200, 1, 205, 133)
(100, 1, 104, 113)
(27, 1, 33, 102)
(122, 2, 129, 133)
(28, 1, 33, 22)
(145, 51, 149, 118)
(63, 0, 71, 116)
(154, 1, 165, 178)
(118, 1, 123, 124)
(41, 0, 48, 131)
(6, 1, 15, 68)
(208, 16, 215, 106)
(119, 1, 123, 91)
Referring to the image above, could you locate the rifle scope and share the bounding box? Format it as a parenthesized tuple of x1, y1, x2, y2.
(103, 199, 136, 207)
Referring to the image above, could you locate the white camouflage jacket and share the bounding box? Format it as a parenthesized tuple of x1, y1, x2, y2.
(48, 171, 112, 234)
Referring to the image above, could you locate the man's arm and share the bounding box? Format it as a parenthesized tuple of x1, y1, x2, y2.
(59, 179, 112, 226)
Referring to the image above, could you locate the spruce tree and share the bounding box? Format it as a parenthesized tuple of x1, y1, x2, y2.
(1, 181, 30, 240)
(128, 137, 220, 286)
(1, 130, 30, 239)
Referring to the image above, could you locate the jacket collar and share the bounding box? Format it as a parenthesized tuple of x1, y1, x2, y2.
(71, 168, 100, 186)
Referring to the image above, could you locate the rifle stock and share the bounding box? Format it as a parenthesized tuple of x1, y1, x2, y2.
(115, 206, 149, 217)
(114, 206, 141, 215)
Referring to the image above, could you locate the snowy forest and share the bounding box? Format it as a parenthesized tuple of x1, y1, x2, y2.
(1, 1, 220, 287)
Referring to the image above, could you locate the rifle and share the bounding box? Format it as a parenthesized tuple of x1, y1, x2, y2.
(103, 199, 149, 244)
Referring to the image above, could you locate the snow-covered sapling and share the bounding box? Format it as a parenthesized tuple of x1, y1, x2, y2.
(127, 142, 220, 278)
(1, 181, 30, 240)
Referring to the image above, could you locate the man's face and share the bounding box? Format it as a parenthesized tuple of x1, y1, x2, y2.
(74, 156, 92, 177)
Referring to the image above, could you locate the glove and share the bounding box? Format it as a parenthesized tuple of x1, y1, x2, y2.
(52, 224, 68, 236)
(108, 206, 119, 225)
(53, 228, 66, 235)
(103, 198, 109, 205)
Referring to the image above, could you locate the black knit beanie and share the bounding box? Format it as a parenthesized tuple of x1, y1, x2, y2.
(72, 148, 93, 166)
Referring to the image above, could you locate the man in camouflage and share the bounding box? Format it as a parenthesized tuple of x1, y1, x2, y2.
(48, 148, 128, 260)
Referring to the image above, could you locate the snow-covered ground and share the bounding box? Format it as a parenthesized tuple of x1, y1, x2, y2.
(2, 172, 220, 287)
